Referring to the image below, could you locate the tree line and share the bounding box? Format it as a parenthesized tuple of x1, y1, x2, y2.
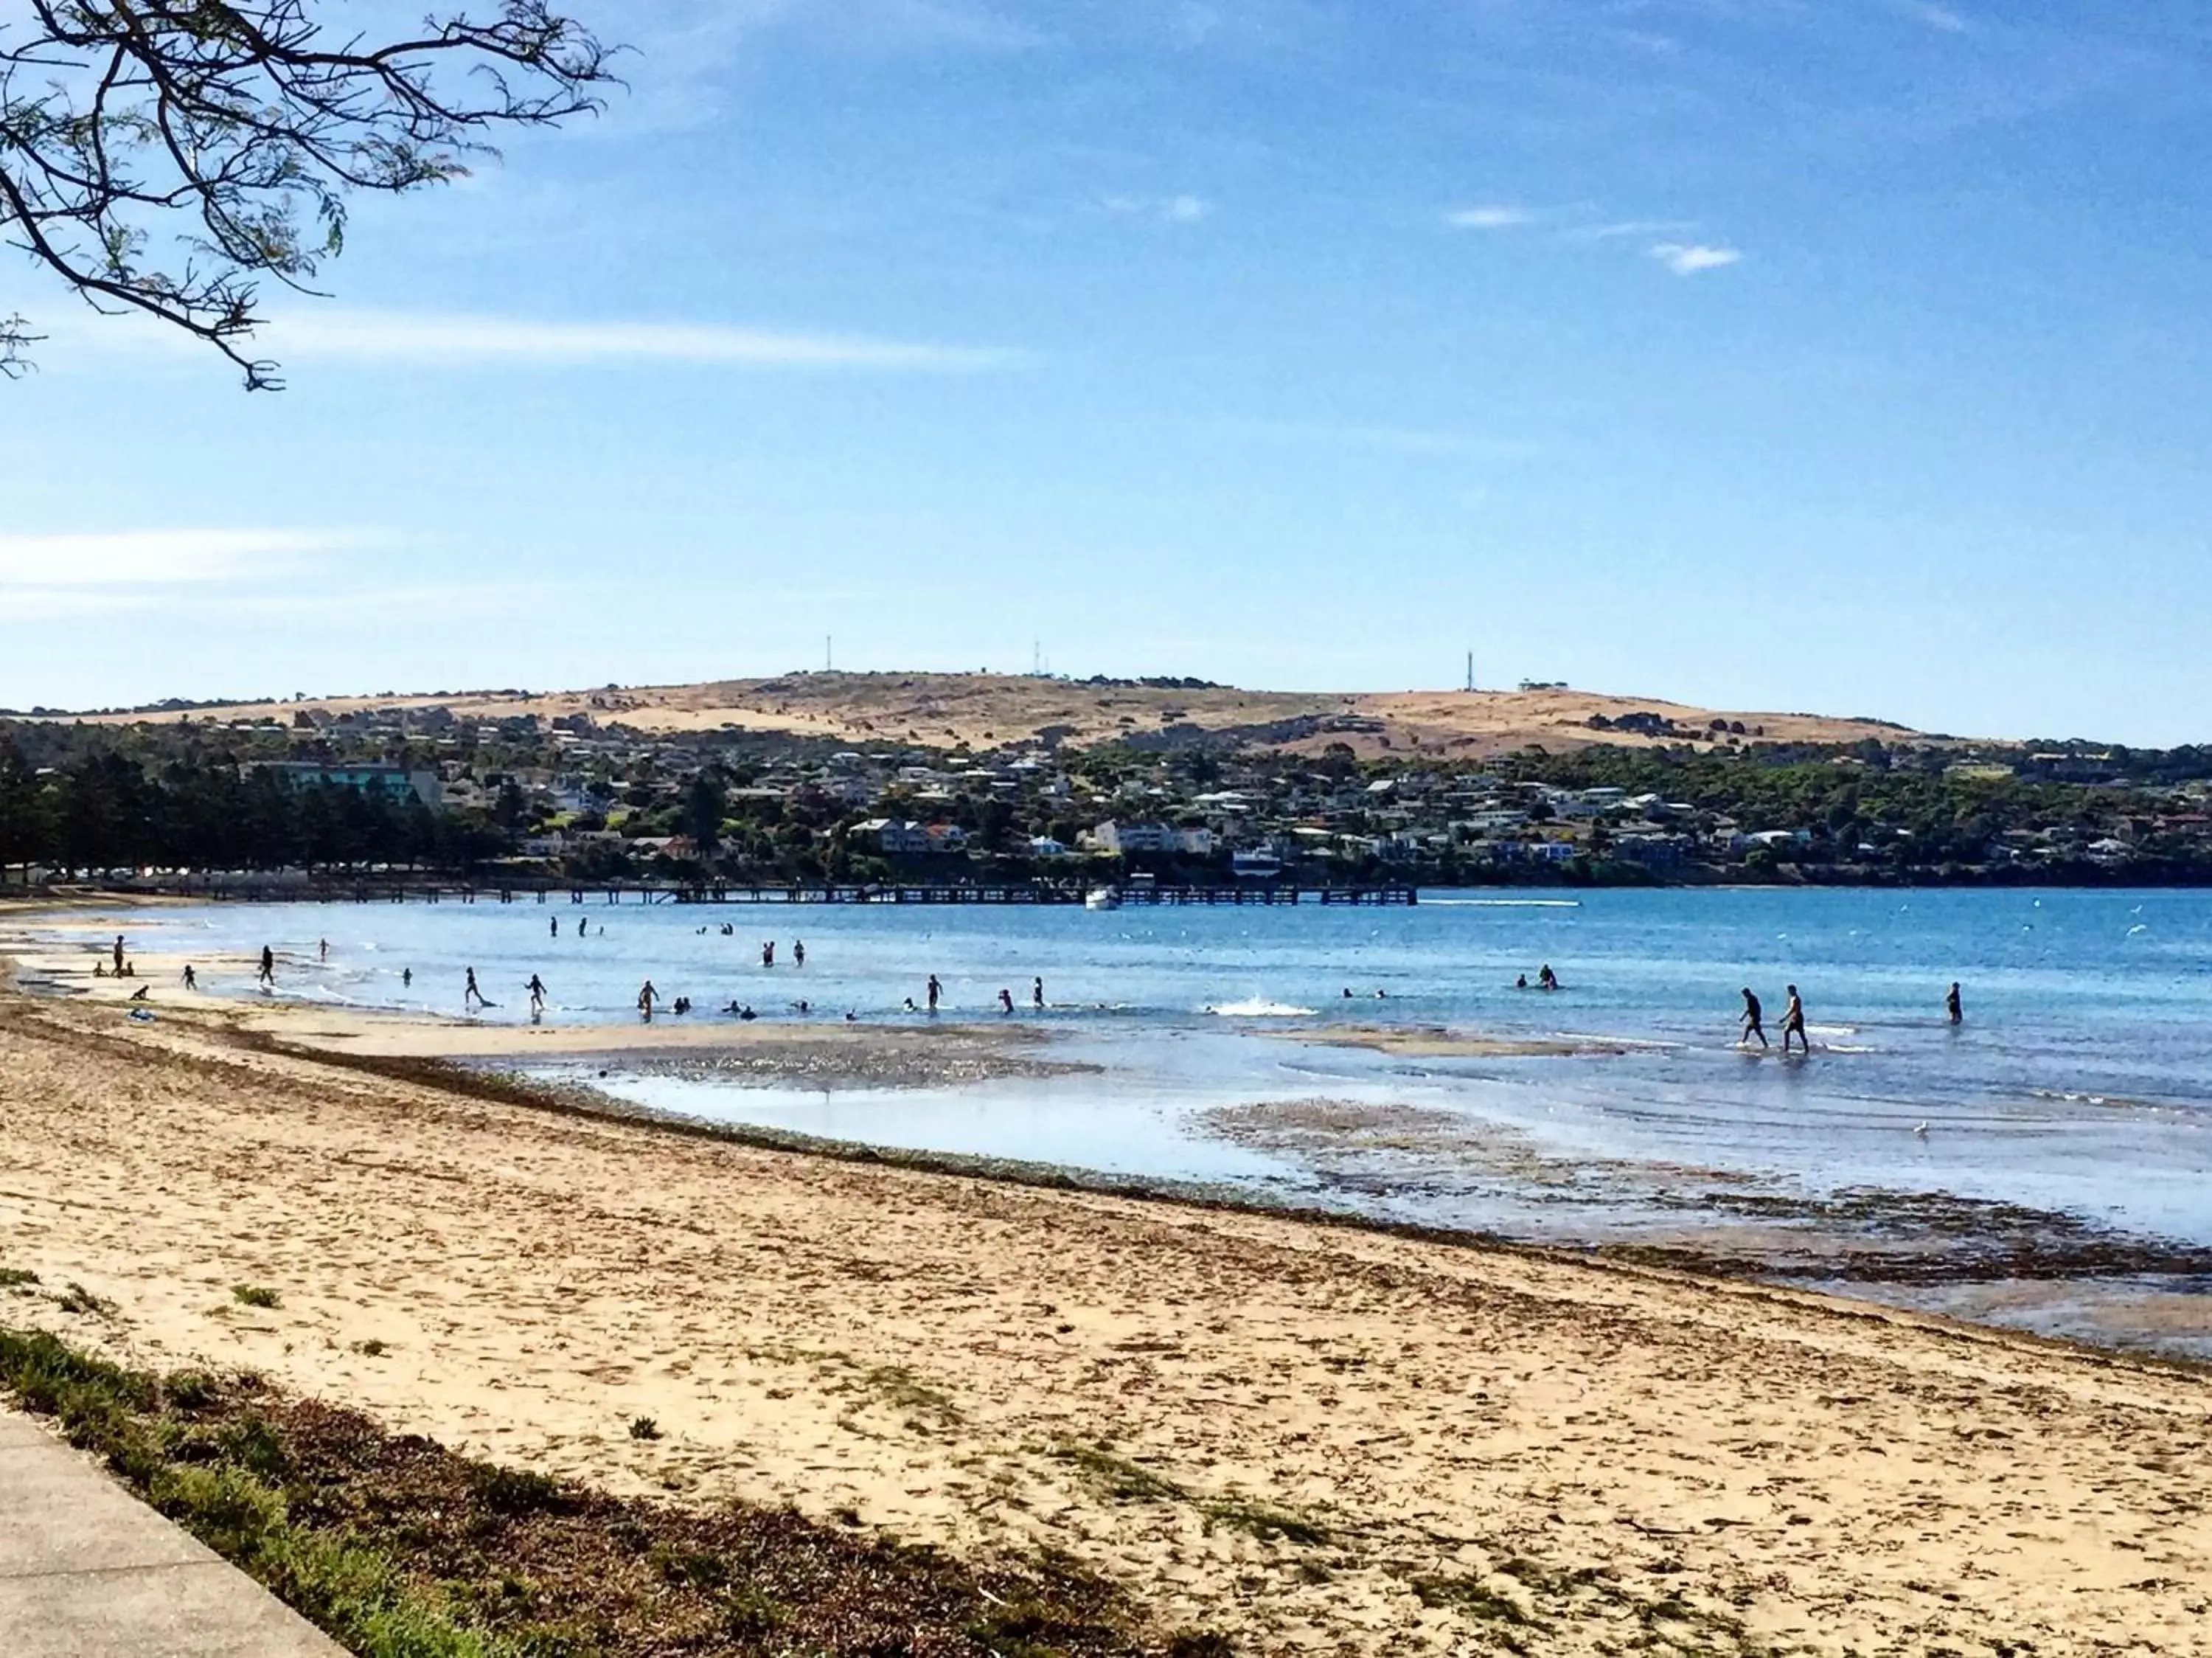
(0, 745, 505, 875)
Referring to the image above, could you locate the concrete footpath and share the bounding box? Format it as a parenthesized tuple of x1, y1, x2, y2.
(0, 1408, 344, 1657)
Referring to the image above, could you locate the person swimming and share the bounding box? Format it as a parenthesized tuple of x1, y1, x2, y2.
(1739, 987, 1767, 1049)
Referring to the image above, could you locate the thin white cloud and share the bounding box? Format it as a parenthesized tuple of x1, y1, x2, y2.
(1650, 243, 1744, 276)
(0, 529, 374, 589)
(1571, 218, 1697, 243)
(259, 311, 1023, 372)
(1444, 205, 1534, 231)
(1892, 1, 1971, 34)
(1102, 193, 1214, 225)
(1220, 420, 1537, 461)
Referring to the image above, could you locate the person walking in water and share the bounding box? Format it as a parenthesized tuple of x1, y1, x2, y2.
(465, 968, 489, 1012)
(1780, 984, 1809, 1055)
(1946, 982, 1964, 1025)
(639, 979, 659, 1021)
(526, 974, 548, 1016)
(257, 945, 275, 988)
(762, 940, 776, 968)
(181, 964, 198, 991)
(1032, 977, 1045, 1010)
(402, 968, 413, 988)
(551, 915, 559, 938)
(1537, 964, 1559, 992)
(926, 974, 942, 1013)
(793, 940, 806, 968)
(1739, 987, 1767, 1049)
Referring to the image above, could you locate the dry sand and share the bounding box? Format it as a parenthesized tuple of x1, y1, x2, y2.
(3, 992, 2207, 1656)
(46, 670, 1955, 758)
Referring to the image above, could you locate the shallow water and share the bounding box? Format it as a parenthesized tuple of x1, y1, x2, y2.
(41, 889, 2212, 1353)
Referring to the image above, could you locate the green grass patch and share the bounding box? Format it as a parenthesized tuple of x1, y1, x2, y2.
(53, 1281, 113, 1316)
(1, 1321, 1202, 1657)
(1194, 1495, 1332, 1547)
(1412, 1572, 1540, 1626)
(1052, 1443, 1189, 1504)
(1051, 1443, 1332, 1547)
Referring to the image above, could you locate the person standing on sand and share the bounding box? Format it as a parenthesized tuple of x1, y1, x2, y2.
(1947, 982, 1964, 1025)
(113, 935, 125, 974)
(1739, 987, 1767, 1049)
(257, 946, 275, 988)
(639, 979, 659, 1021)
(927, 974, 942, 1013)
(1780, 985, 1809, 1055)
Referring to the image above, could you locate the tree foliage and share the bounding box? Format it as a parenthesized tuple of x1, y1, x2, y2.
(1, 1, 615, 386)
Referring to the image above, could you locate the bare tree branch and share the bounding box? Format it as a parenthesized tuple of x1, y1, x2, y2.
(1, 1, 619, 388)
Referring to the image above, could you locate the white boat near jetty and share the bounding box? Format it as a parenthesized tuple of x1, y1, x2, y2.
(1085, 886, 1121, 910)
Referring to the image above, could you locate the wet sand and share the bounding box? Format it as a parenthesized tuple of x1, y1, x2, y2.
(3, 990, 2208, 1655)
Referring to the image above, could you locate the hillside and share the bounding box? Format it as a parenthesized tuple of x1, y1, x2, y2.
(56, 673, 1950, 757)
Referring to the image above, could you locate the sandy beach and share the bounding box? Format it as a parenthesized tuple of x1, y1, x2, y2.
(3, 979, 2208, 1656)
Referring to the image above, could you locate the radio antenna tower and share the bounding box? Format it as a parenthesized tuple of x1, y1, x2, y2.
(1465, 651, 1475, 693)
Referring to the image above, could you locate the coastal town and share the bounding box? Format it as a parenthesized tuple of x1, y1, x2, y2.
(7, 675, 2212, 887)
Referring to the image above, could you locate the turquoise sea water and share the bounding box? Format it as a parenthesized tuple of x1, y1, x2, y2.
(38, 889, 2212, 1351)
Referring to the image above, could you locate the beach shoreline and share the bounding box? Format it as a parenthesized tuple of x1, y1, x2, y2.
(4, 989, 2208, 1654)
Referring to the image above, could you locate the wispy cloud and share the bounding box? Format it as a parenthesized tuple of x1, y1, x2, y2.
(1219, 420, 1536, 461)
(1102, 193, 1214, 224)
(1444, 202, 1745, 279)
(1891, 1, 1971, 35)
(1649, 243, 1744, 276)
(1444, 204, 1534, 231)
(0, 529, 374, 590)
(1569, 218, 1697, 243)
(259, 311, 1023, 372)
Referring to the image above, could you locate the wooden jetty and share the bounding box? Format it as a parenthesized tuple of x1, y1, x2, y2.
(92, 878, 1419, 908)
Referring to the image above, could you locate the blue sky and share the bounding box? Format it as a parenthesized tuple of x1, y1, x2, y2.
(4, 0, 2211, 741)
